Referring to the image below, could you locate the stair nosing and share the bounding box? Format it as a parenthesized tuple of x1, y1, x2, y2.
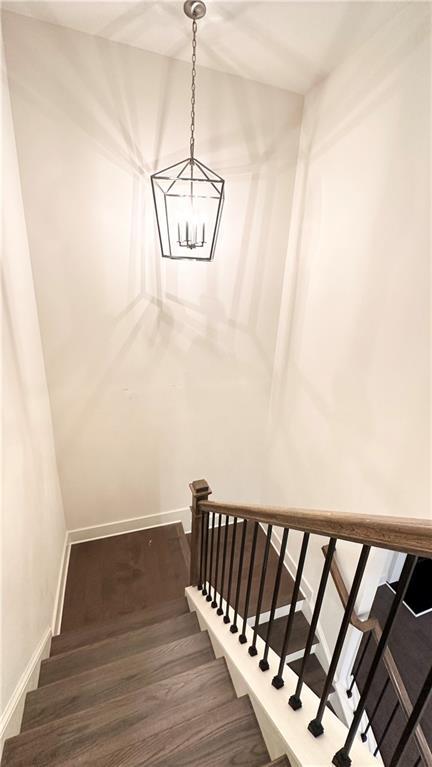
(26, 631, 212, 700)
(38, 613, 200, 688)
(44, 610, 198, 665)
(51, 597, 189, 655)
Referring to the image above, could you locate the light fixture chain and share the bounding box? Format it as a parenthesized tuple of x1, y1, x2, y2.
(190, 17, 197, 159)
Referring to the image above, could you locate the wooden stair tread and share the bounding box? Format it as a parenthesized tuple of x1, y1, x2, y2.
(263, 758, 292, 767)
(39, 612, 199, 686)
(51, 695, 269, 767)
(50, 597, 189, 656)
(2, 658, 235, 767)
(22, 632, 213, 732)
(288, 654, 334, 697)
(255, 611, 318, 657)
(208, 523, 304, 617)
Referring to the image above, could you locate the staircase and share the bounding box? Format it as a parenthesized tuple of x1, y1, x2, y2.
(4, 480, 430, 767)
(2, 595, 291, 766)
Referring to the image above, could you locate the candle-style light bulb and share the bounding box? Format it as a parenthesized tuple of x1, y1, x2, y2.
(174, 195, 207, 251)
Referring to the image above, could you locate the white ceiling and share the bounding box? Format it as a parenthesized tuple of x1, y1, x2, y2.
(2, 0, 404, 93)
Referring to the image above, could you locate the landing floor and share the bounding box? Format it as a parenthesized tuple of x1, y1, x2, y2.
(61, 523, 190, 631)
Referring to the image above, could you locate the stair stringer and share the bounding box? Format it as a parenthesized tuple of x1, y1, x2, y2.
(186, 586, 379, 767)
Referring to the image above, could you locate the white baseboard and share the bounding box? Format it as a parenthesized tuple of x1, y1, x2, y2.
(52, 531, 71, 636)
(0, 628, 51, 755)
(1, 529, 72, 750)
(68, 506, 191, 544)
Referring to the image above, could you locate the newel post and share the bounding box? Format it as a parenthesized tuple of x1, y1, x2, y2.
(189, 479, 212, 587)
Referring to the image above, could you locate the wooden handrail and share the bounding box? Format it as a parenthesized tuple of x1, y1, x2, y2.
(199, 499, 432, 558)
(322, 544, 378, 633)
(325, 545, 432, 767)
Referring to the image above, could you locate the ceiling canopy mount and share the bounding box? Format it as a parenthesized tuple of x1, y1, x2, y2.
(183, 1, 207, 20)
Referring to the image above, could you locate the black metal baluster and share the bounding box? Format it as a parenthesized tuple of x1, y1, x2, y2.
(206, 511, 216, 602)
(289, 537, 337, 710)
(239, 522, 259, 644)
(333, 554, 417, 767)
(198, 504, 205, 591)
(259, 527, 289, 671)
(218, 515, 229, 616)
(273, 532, 310, 689)
(389, 666, 432, 767)
(374, 702, 399, 757)
(224, 517, 238, 624)
(230, 520, 248, 634)
(361, 678, 390, 742)
(347, 632, 372, 698)
(211, 514, 222, 608)
(309, 545, 371, 736)
(249, 525, 273, 657)
(202, 511, 210, 596)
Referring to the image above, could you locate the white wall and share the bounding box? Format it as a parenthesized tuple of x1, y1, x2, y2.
(1, 48, 66, 743)
(3, 0, 428, 632)
(2, 11, 303, 531)
(265, 2, 430, 662)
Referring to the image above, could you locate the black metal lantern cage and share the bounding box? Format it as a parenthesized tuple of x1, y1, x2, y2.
(151, 156, 224, 261)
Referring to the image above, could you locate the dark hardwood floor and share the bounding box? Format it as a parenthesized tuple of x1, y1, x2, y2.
(288, 655, 333, 698)
(4, 522, 294, 767)
(356, 584, 432, 765)
(255, 613, 317, 657)
(62, 523, 190, 631)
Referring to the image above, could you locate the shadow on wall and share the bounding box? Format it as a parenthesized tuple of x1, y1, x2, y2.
(3, 9, 303, 526)
(2, 275, 40, 467)
(266, 4, 430, 520)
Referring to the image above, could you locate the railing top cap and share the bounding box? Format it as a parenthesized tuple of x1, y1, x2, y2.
(189, 479, 212, 497)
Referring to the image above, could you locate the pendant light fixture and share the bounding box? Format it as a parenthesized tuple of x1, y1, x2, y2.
(151, 1, 224, 261)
